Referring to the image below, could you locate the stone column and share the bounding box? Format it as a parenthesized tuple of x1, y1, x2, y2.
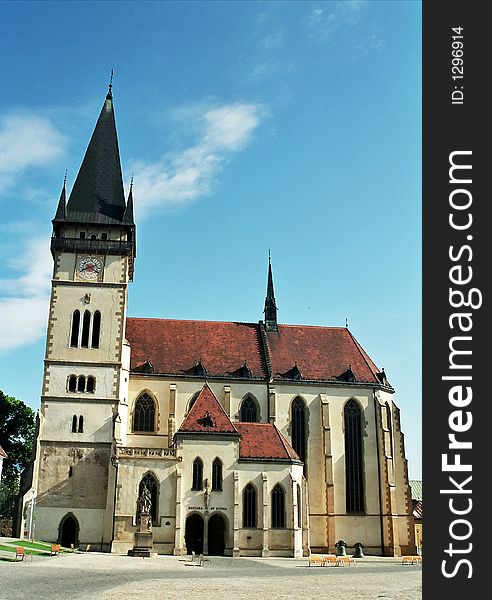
(168, 384, 176, 443)
(223, 385, 231, 416)
(261, 472, 269, 557)
(268, 387, 276, 424)
(174, 467, 183, 555)
(233, 471, 240, 556)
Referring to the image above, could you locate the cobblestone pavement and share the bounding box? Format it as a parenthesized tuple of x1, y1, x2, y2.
(0, 552, 422, 600)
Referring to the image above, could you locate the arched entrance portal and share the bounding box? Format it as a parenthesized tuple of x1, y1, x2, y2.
(59, 514, 79, 548)
(185, 514, 204, 555)
(208, 513, 226, 556)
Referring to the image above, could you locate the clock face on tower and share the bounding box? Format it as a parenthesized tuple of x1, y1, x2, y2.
(77, 256, 103, 281)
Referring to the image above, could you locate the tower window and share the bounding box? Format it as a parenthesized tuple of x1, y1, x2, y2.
(344, 399, 365, 513)
(212, 458, 223, 491)
(70, 310, 101, 349)
(243, 483, 257, 528)
(72, 415, 77, 433)
(68, 375, 77, 392)
(70, 311, 80, 347)
(86, 376, 95, 393)
(78, 415, 84, 433)
(271, 484, 286, 528)
(77, 375, 86, 392)
(91, 311, 101, 348)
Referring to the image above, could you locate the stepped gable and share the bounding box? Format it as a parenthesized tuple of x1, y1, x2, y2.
(236, 422, 301, 462)
(177, 384, 239, 435)
(266, 325, 383, 384)
(126, 318, 266, 378)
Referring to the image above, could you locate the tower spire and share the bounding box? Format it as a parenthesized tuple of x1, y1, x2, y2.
(66, 84, 126, 224)
(264, 251, 278, 332)
(53, 172, 67, 222)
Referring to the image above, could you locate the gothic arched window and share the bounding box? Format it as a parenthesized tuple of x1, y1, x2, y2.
(291, 397, 307, 466)
(78, 415, 84, 433)
(212, 458, 223, 491)
(68, 375, 77, 392)
(243, 483, 257, 528)
(77, 375, 86, 392)
(91, 311, 101, 348)
(271, 484, 286, 528)
(138, 472, 158, 525)
(240, 396, 258, 422)
(81, 310, 91, 347)
(192, 458, 203, 491)
(344, 399, 365, 513)
(71, 415, 77, 433)
(132, 393, 156, 432)
(70, 311, 80, 347)
(86, 376, 95, 393)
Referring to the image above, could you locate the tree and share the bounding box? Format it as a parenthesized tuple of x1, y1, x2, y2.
(0, 391, 36, 517)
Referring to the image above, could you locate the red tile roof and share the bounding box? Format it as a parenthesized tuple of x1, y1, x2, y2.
(236, 423, 301, 462)
(177, 384, 239, 435)
(125, 318, 384, 385)
(267, 325, 381, 383)
(126, 318, 266, 378)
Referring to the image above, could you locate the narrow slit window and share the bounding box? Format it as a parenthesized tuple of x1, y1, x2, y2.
(70, 310, 80, 347)
(192, 458, 203, 491)
(212, 458, 223, 491)
(71, 415, 77, 433)
(78, 415, 84, 433)
(91, 311, 101, 348)
(81, 310, 91, 348)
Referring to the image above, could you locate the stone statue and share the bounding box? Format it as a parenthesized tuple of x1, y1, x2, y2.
(138, 485, 152, 515)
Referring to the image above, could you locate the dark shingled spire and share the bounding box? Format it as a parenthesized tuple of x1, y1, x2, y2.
(66, 85, 126, 224)
(123, 176, 135, 225)
(53, 175, 67, 222)
(264, 252, 278, 332)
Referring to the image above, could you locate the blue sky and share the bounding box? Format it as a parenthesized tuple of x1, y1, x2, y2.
(0, 1, 422, 478)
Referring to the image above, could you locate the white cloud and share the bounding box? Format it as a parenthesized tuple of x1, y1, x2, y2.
(0, 113, 65, 193)
(304, 1, 368, 42)
(130, 103, 266, 217)
(0, 237, 51, 353)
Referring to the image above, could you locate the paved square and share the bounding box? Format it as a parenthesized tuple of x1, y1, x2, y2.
(0, 553, 421, 600)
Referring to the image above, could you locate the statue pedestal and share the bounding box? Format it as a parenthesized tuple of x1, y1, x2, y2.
(128, 513, 157, 558)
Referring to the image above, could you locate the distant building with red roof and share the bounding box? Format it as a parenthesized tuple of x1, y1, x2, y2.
(21, 86, 416, 558)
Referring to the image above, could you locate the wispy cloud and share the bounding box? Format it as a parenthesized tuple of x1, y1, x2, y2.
(130, 103, 267, 217)
(0, 237, 51, 353)
(0, 113, 66, 194)
(304, 1, 368, 43)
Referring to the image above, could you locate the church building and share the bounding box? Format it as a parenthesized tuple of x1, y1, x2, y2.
(21, 85, 416, 557)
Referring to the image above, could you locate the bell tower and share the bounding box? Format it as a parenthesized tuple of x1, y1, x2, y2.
(30, 84, 135, 550)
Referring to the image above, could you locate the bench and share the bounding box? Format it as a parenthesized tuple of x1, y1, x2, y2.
(322, 555, 337, 566)
(402, 555, 422, 565)
(336, 556, 356, 566)
(15, 547, 25, 562)
(308, 555, 324, 566)
(51, 544, 61, 556)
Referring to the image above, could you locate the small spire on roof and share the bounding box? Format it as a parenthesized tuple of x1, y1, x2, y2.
(63, 169, 68, 186)
(345, 317, 348, 328)
(264, 251, 278, 332)
(107, 69, 114, 99)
